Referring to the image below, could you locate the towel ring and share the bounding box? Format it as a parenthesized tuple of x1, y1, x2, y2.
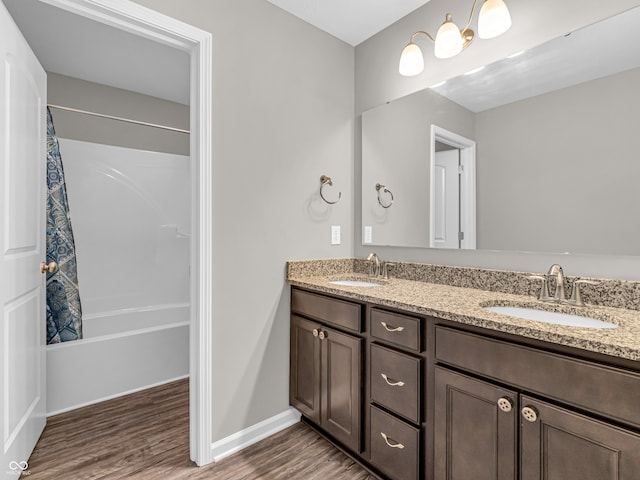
(320, 175, 341, 204)
(376, 183, 394, 208)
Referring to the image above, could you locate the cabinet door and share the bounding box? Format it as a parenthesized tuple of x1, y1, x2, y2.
(321, 326, 362, 452)
(434, 367, 518, 480)
(290, 315, 321, 423)
(521, 396, 640, 480)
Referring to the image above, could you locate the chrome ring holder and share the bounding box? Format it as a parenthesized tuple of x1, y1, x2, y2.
(320, 175, 341, 204)
(376, 183, 394, 208)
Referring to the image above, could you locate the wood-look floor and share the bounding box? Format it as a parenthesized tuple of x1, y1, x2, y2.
(25, 379, 376, 479)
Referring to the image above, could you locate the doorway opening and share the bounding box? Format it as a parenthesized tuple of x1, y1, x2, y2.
(3, 0, 213, 466)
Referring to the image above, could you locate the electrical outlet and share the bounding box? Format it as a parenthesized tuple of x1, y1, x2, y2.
(364, 226, 373, 244)
(331, 225, 341, 245)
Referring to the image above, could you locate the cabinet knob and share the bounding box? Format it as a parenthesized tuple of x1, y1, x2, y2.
(497, 397, 513, 413)
(522, 406, 538, 423)
(318, 331, 326, 340)
(312, 329, 319, 337)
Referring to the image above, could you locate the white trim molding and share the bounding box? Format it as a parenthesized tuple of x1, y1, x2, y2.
(211, 409, 302, 463)
(40, 0, 214, 466)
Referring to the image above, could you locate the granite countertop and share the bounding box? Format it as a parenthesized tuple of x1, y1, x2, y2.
(288, 271, 640, 362)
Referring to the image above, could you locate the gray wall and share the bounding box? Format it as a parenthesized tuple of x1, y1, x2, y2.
(355, 0, 640, 280)
(476, 67, 640, 255)
(47, 72, 189, 155)
(362, 89, 474, 247)
(132, 0, 354, 443)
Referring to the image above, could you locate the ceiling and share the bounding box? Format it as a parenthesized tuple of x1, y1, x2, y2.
(265, 0, 432, 46)
(3, 0, 190, 105)
(2, 0, 432, 105)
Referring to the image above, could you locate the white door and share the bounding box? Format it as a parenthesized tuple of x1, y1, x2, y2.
(0, 2, 47, 477)
(433, 149, 460, 249)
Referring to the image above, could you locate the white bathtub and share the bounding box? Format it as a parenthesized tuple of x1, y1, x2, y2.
(46, 303, 189, 416)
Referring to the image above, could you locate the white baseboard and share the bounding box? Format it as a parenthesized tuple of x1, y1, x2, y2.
(210, 408, 301, 462)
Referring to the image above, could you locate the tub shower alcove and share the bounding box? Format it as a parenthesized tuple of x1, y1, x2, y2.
(46, 138, 190, 415)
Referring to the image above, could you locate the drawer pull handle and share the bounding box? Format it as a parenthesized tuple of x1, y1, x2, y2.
(381, 321, 404, 332)
(381, 432, 405, 449)
(381, 373, 405, 387)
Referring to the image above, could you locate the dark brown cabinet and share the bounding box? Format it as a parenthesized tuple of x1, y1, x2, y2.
(290, 313, 362, 452)
(290, 286, 640, 480)
(520, 396, 640, 480)
(435, 328, 640, 480)
(434, 367, 518, 480)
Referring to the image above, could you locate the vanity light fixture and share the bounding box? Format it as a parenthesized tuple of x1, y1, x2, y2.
(399, 0, 512, 77)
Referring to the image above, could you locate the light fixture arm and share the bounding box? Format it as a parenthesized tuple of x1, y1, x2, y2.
(463, 0, 481, 32)
(410, 30, 435, 44)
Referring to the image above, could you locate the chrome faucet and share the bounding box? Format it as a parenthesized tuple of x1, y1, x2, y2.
(366, 253, 381, 278)
(530, 264, 598, 306)
(547, 264, 566, 302)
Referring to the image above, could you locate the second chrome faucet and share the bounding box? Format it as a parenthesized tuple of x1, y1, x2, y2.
(529, 264, 597, 307)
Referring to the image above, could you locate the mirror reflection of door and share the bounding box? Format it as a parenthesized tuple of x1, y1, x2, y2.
(433, 146, 460, 249)
(429, 125, 476, 250)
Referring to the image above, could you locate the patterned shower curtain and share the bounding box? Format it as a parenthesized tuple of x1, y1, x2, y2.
(46, 107, 83, 344)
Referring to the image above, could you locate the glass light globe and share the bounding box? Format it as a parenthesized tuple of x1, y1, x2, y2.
(478, 0, 512, 39)
(434, 15, 463, 59)
(399, 42, 424, 76)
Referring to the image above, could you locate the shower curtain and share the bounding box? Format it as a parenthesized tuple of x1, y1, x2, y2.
(46, 107, 83, 344)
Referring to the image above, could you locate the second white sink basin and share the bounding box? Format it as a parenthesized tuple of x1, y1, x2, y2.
(485, 306, 617, 329)
(329, 279, 383, 287)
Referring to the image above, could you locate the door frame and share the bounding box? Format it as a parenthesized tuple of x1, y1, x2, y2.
(39, 0, 213, 466)
(430, 125, 476, 250)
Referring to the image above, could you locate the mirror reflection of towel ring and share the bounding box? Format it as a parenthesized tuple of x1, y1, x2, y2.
(320, 175, 341, 204)
(376, 183, 394, 208)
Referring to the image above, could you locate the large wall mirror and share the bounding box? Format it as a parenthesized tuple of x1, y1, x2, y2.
(362, 6, 640, 256)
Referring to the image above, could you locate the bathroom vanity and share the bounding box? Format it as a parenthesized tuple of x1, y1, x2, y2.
(288, 260, 640, 480)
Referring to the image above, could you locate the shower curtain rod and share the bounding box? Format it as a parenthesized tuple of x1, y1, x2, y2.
(47, 104, 190, 134)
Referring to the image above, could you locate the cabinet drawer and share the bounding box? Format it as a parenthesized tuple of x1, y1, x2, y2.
(371, 344, 421, 424)
(291, 289, 361, 333)
(370, 309, 421, 352)
(435, 326, 640, 429)
(370, 405, 419, 480)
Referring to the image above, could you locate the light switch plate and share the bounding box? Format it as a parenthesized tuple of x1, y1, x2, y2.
(364, 226, 373, 244)
(331, 225, 341, 245)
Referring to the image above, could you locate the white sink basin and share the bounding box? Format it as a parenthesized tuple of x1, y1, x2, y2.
(329, 279, 383, 287)
(485, 306, 617, 329)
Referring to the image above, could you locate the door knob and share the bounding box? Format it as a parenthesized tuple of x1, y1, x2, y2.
(40, 261, 57, 274)
(312, 329, 319, 337)
(318, 331, 326, 340)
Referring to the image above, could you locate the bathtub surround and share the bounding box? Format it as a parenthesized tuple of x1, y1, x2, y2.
(45, 107, 83, 344)
(44, 138, 190, 414)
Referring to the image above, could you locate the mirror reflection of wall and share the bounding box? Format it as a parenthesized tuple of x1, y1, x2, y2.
(361, 6, 640, 256)
(362, 90, 474, 248)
